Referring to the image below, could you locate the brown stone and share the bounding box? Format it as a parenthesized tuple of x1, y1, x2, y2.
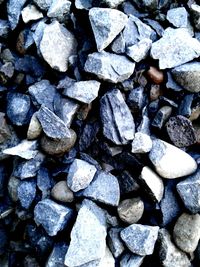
(0, 112, 11, 144)
(147, 66, 164, 84)
(51, 181, 74, 203)
(16, 31, 26, 55)
(150, 84, 163, 101)
(77, 103, 92, 120)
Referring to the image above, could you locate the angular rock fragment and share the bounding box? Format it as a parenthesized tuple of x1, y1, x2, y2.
(177, 169, 200, 213)
(173, 213, 200, 253)
(46, 242, 68, 267)
(0, 20, 10, 38)
(171, 62, 200, 93)
(78, 171, 120, 206)
(100, 89, 135, 145)
(84, 51, 135, 83)
(75, 0, 93, 10)
(151, 28, 200, 69)
(37, 106, 71, 140)
(126, 39, 152, 62)
(149, 139, 197, 178)
(89, 8, 128, 51)
(37, 167, 53, 199)
(117, 171, 140, 196)
(63, 80, 100, 104)
(64, 200, 107, 266)
(18, 179, 36, 209)
(166, 115, 196, 147)
(51, 181, 74, 203)
(34, 199, 73, 236)
(166, 7, 191, 29)
(47, 0, 71, 22)
(21, 5, 43, 24)
(120, 253, 144, 267)
(120, 224, 159, 256)
(33, 0, 52, 11)
(67, 159, 97, 192)
(27, 113, 42, 140)
(131, 132, 152, 153)
(108, 228, 125, 258)
(152, 106, 172, 129)
(128, 86, 146, 113)
(158, 229, 191, 267)
(7, 0, 27, 30)
(40, 21, 77, 72)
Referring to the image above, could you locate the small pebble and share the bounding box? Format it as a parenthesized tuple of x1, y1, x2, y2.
(51, 181, 74, 203)
(147, 66, 164, 84)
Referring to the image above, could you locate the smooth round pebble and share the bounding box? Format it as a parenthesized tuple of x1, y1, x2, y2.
(51, 181, 74, 203)
(27, 113, 42, 140)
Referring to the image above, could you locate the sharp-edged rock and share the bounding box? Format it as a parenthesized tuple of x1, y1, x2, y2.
(131, 132, 152, 153)
(18, 179, 36, 209)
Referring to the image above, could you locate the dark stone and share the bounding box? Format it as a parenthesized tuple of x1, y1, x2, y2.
(37, 167, 54, 199)
(79, 121, 100, 151)
(0, 164, 6, 197)
(46, 242, 68, 267)
(127, 86, 146, 114)
(166, 115, 196, 147)
(178, 94, 194, 117)
(117, 171, 140, 196)
(18, 179, 36, 209)
(152, 106, 172, 129)
(0, 112, 11, 144)
(0, 224, 7, 255)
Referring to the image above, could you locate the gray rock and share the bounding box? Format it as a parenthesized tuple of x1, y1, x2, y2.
(117, 197, 144, 224)
(7, 93, 33, 126)
(7, 0, 27, 30)
(21, 4, 43, 23)
(120, 253, 144, 267)
(151, 28, 200, 69)
(18, 179, 36, 209)
(8, 176, 20, 202)
(40, 130, 76, 156)
(40, 21, 77, 72)
(177, 169, 200, 213)
(37, 106, 71, 140)
(67, 159, 97, 192)
(173, 213, 200, 253)
(131, 132, 152, 153)
(34, 199, 73, 236)
(28, 80, 58, 111)
(152, 106, 172, 129)
(0, 62, 14, 78)
(166, 7, 191, 29)
(32, 19, 47, 54)
(191, 4, 200, 30)
(132, 0, 158, 11)
(166, 72, 183, 91)
(149, 139, 197, 179)
(47, 0, 71, 22)
(63, 80, 100, 104)
(84, 51, 135, 83)
(51, 181, 74, 203)
(158, 229, 191, 267)
(75, 0, 93, 10)
(120, 224, 159, 256)
(0, 20, 10, 38)
(64, 200, 107, 267)
(166, 115, 196, 147)
(46, 242, 68, 267)
(139, 166, 164, 202)
(111, 33, 125, 54)
(3, 140, 38, 160)
(89, 8, 128, 51)
(27, 113, 42, 140)
(0, 112, 11, 144)
(118, 171, 140, 196)
(171, 61, 200, 93)
(79, 171, 120, 207)
(33, 0, 52, 11)
(127, 86, 146, 113)
(100, 89, 135, 145)
(126, 39, 152, 62)
(108, 228, 125, 258)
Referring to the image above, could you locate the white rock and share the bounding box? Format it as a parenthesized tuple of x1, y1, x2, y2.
(21, 5, 43, 23)
(149, 139, 197, 179)
(127, 39, 152, 62)
(47, 0, 71, 22)
(131, 132, 152, 153)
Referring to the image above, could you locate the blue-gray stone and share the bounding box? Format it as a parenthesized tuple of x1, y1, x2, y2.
(120, 224, 159, 256)
(34, 199, 73, 236)
(33, 0, 52, 11)
(7, 0, 27, 30)
(0, 164, 6, 197)
(0, 20, 10, 38)
(18, 179, 36, 209)
(108, 228, 125, 258)
(7, 93, 33, 126)
(0, 224, 7, 256)
(120, 253, 144, 267)
(37, 167, 54, 199)
(46, 242, 68, 267)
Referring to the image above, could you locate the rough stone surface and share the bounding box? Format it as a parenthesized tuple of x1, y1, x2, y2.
(151, 28, 200, 69)
(166, 115, 196, 147)
(108, 228, 125, 258)
(120, 224, 159, 256)
(79, 171, 120, 207)
(166, 7, 190, 28)
(149, 139, 197, 179)
(63, 80, 100, 104)
(177, 169, 200, 213)
(51, 181, 74, 203)
(139, 166, 164, 202)
(37, 167, 53, 199)
(33, 0, 52, 11)
(120, 253, 144, 267)
(84, 51, 135, 83)
(37, 106, 71, 140)
(100, 89, 135, 145)
(173, 213, 200, 253)
(7, 0, 27, 30)
(67, 159, 97, 192)
(117, 197, 144, 224)
(171, 61, 200, 93)
(126, 39, 152, 62)
(89, 8, 128, 51)
(158, 229, 191, 267)
(34, 199, 73, 236)
(64, 200, 107, 267)
(191, 4, 200, 30)
(47, 0, 71, 22)
(46, 242, 68, 267)
(21, 4, 43, 23)
(152, 106, 172, 130)
(131, 132, 152, 153)
(40, 21, 77, 72)
(18, 179, 36, 209)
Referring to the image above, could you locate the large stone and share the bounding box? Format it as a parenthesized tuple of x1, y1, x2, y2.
(100, 89, 135, 145)
(63, 80, 100, 104)
(78, 171, 120, 207)
(171, 62, 200, 93)
(34, 199, 73, 236)
(173, 213, 200, 253)
(18, 179, 36, 209)
(176, 169, 200, 213)
(84, 51, 135, 83)
(64, 200, 107, 267)
(67, 159, 97, 192)
(89, 8, 128, 51)
(7, 0, 27, 30)
(158, 229, 191, 267)
(149, 139, 197, 179)
(40, 21, 77, 72)
(120, 224, 159, 256)
(151, 28, 200, 69)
